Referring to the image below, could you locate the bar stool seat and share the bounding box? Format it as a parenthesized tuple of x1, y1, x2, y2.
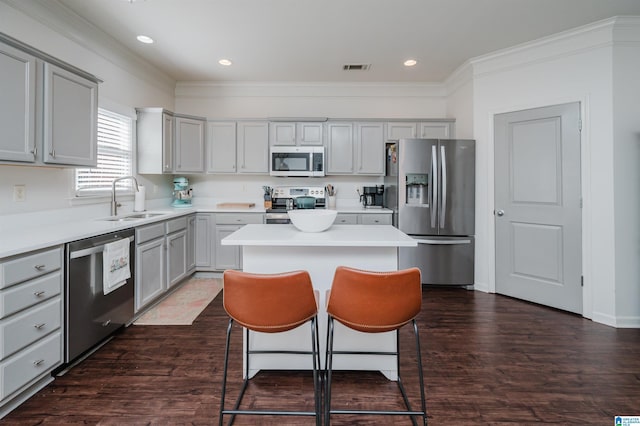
(324, 266, 427, 425)
(219, 269, 321, 425)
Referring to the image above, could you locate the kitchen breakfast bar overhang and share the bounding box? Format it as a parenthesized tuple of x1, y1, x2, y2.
(221, 224, 417, 380)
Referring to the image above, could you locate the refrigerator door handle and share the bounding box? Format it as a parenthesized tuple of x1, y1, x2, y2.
(415, 239, 472, 245)
(430, 145, 437, 228)
(440, 145, 447, 229)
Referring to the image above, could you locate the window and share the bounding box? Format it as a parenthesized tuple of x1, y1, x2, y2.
(75, 108, 134, 196)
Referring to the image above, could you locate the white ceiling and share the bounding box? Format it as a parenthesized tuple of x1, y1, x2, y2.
(56, 0, 640, 83)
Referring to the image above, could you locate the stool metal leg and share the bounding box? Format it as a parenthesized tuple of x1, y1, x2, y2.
(219, 318, 322, 425)
(324, 316, 428, 425)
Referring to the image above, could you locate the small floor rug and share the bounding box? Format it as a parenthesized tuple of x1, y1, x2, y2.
(134, 277, 223, 326)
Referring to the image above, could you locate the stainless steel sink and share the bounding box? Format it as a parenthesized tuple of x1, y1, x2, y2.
(126, 213, 165, 219)
(100, 212, 166, 222)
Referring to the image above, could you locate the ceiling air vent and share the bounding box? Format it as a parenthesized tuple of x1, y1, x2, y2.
(343, 64, 371, 71)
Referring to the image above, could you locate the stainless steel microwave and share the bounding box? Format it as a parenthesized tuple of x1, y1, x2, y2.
(270, 146, 325, 177)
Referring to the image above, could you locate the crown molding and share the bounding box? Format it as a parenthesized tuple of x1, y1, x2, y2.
(2, 0, 175, 94)
(469, 16, 638, 78)
(175, 81, 447, 99)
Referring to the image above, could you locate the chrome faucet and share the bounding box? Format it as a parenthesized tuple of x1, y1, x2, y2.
(111, 176, 139, 216)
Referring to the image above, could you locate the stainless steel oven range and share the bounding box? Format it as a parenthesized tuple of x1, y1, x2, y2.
(265, 186, 326, 224)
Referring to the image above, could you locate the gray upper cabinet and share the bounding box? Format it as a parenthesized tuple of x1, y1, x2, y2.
(269, 122, 323, 146)
(386, 120, 455, 141)
(354, 122, 384, 175)
(237, 121, 269, 174)
(386, 122, 417, 140)
(174, 115, 205, 173)
(0, 41, 37, 163)
(419, 121, 454, 138)
(326, 121, 385, 176)
(162, 112, 174, 173)
(0, 34, 99, 168)
(138, 109, 205, 174)
(206, 121, 237, 173)
(137, 108, 173, 174)
(326, 122, 354, 174)
(42, 63, 98, 167)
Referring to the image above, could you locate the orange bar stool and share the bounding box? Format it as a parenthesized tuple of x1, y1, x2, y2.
(324, 266, 427, 425)
(219, 269, 321, 426)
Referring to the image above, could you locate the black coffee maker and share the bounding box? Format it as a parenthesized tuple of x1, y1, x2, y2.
(361, 185, 384, 208)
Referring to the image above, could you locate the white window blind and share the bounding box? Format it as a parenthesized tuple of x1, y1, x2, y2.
(76, 108, 133, 195)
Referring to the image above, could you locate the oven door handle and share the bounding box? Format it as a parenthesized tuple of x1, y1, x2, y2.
(69, 236, 134, 259)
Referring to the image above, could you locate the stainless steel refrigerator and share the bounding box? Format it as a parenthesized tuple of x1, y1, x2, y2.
(385, 138, 475, 286)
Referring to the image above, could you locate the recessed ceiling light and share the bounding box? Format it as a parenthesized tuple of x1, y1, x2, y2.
(136, 35, 154, 44)
(404, 59, 417, 67)
(218, 59, 232, 66)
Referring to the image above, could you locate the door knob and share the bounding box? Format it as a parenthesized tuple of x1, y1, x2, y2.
(496, 210, 505, 217)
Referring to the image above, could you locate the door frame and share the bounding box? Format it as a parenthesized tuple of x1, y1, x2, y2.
(486, 96, 592, 319)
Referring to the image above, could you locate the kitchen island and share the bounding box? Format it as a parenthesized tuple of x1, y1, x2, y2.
(221, 223, 417, 379)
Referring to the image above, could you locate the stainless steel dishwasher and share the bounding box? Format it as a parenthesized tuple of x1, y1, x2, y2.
(65, 229, 135, 364)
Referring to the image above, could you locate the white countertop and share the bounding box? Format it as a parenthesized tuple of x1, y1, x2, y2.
(221, 224, 416, 247)
(0, 204, 394, 259)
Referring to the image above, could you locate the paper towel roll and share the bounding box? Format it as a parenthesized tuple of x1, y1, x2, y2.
(134, 185, 146, 212)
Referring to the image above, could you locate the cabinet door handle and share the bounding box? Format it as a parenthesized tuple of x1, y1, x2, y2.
(50, 149, 56, 158)
(34, 323, 46, 329)
(34, 291, 46, 297)
(33, 359, 45, 366)
(34, 264, 46, 271)
(31, 146, 37, 156)
(102, 319, 112, 327)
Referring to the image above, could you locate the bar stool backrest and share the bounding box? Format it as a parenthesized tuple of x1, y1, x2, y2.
(327, 266, 422, 333)
(223, 269, 318, 333)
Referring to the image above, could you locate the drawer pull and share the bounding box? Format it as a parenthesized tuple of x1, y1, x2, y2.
(34, 291, 46, 297)
(33, 359, 45, 366)
(34, 323, 46, 329)
(34, 264, 46, 271)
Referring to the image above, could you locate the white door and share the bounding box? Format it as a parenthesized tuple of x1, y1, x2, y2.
(494, 102, 582, 314)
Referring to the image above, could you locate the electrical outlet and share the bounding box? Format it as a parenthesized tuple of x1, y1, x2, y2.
(13, 184, 26, 202)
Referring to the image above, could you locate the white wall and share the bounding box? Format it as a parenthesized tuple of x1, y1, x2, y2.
(471, 16, 640, 327)
(445, 65, 474, 139)
(0, 1, 176, 217)
(612, 18, 640, 326)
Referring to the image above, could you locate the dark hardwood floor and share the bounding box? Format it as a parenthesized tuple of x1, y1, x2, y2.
(3, 286, 640, 425)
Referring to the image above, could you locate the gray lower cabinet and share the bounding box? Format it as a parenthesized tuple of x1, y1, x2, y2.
(215, 225, 242, 270)
(214, 213, 264, 271)
(166, 217, 188, 288)
(335, 213, 392, 225)
(186, 214, 196, 273)
(167, 231, 187, 288)
(195, 213, 214, 270)
(135, 217, 190, 312)
(0, 246, 63, 415)
(135, 223, 166, 312)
